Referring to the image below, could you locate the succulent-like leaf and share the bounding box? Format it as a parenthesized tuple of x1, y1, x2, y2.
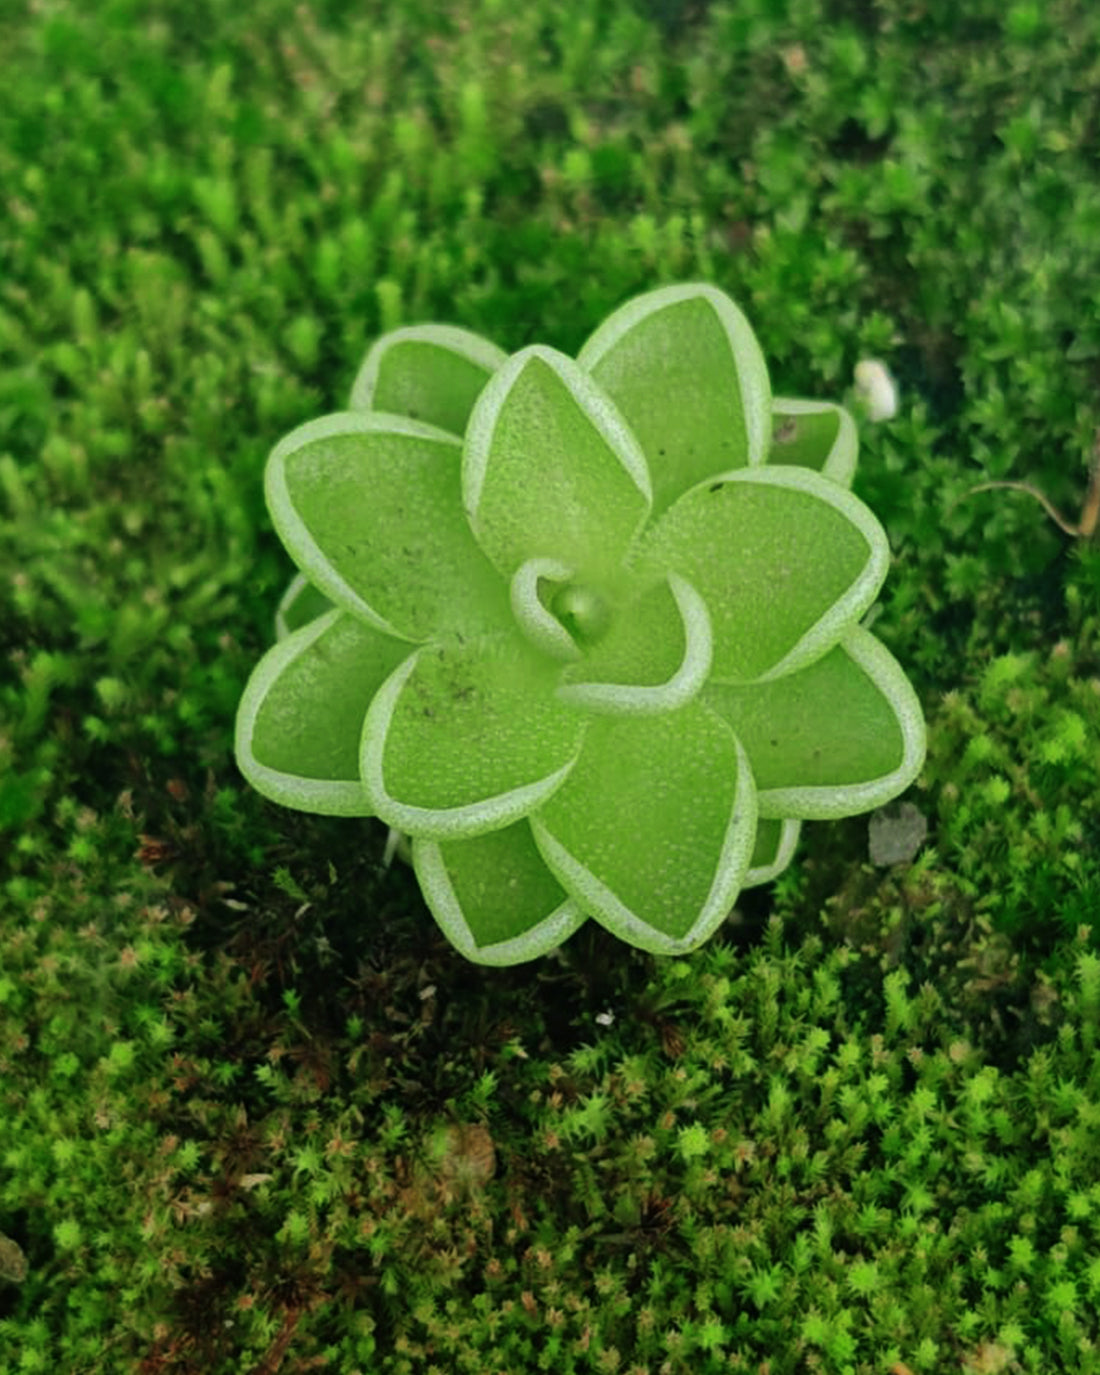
(236, 609, 409, 815)
(743, 817, 801, 887)
(413, 823, 586, 965)
(463, 346, 651, 581)
(349, 324, 507, 435)
(275, 571, 334, 641)
(361, 631, 586, 839)
(705, 625, 926, 819)
(634, 466, 888, 684)
(556, 573, 712, 715)
(508, 557, 582, 661)
(769, 399, 857, 487)
(266, 412, 510, 641)
(530, 705, 756, 954)
(577, 283, 771, 515)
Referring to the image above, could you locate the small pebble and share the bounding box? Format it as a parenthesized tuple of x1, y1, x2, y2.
(869, 801, 928, 865)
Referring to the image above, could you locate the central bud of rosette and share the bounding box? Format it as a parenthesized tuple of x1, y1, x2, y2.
(508, 555, 715, 716)
(509, 556, 618, 661)
(547, 580, 612, 647)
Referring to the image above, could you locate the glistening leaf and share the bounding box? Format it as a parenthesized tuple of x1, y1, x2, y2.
(705, 625, 926, 819)
(463, 346, 651, 581)
(634, 466, 888, 684)
(349, 324, 507, 435)
(236, 610, 408, 815)
(266, 412, 510, 641)
(361, 630, 586, 839)
(577, 283, 772, 515)
(413, 822, 586, 965)
(768, 399, 857, 487)
(744, 817, 801, 887)
(531, 704, 757, 954)
(275, 571, 334, 640)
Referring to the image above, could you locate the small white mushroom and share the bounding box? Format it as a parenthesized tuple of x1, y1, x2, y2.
(853, 359, 899, 422)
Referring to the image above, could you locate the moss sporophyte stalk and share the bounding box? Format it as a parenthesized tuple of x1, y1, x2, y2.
(235, 284, 926, 964)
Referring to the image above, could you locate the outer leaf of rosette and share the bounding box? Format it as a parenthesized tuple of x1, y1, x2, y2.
(275, 571, 334, 641)
(742, 818, 801, 888)
(236, 608, 410, 816)
(768, 398, 857, 487)
(361, 630, 586, 840)
(530, 704, 757, 956)
(576, 283, 772, 517)
(349, 324, 507, 437)
(266, 411, 510, 643)
(462, 345, 652, 582)
(704, 624, 926, 821)
(412, 822, 587, 966)
(633, 465, 889, 686)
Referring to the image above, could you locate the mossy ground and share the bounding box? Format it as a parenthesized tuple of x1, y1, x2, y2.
(2, 1, 1100, 1371)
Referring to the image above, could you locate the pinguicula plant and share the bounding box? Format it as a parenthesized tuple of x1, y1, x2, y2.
(235, 285, 925, 963)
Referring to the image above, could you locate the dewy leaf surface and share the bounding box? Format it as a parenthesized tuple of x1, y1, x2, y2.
(361, 631, 586, 838)
(236, 609, 409, 815)
(744, 817, 801, 887)
(634, 466, 887, 683)
(577, 284, 771, 515)
(413, 823, 585, 965)
(275, 572, 335, 641)
(463, 346, 651, 581)
(509, 557, 583, 662)
(768, 399, 857, 487)
(266, 412, 510, 641)
(348, 324, 507, 435)
(530, 705, 756, 954)
(704, 625, 926, 819)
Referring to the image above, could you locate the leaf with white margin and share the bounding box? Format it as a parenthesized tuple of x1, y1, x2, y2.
(743, 817, 801, 888)
(509, 557, 582, 662)
(530, 705, 757, 955)
(704, 624, 925, 820)
(361, 630, 586, 839)
(275, 571, 334, 641)
(557, 573, 712, 716)
(266, 412, 510, 642)
(463, 346, 651, 582)
(768, 399, 857, 487)
(413, 822, 587, 966)
(577, 283, 772, 516)
(633, 465, 888, 685)
(349, 324, 507, 436)
(236, 609, 409, 816)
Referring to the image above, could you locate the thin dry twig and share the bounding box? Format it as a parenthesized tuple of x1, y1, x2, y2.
(962, 430, 1100, 538)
